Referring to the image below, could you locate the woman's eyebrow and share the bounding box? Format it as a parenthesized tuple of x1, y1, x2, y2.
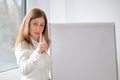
(32, 21, 38, 23)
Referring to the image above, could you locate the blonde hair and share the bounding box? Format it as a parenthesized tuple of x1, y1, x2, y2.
(14, 8, 50, 50)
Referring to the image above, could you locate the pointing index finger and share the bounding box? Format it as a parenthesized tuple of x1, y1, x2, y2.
(40, 32, 43, 43)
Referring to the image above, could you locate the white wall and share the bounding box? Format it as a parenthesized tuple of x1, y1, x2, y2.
(49, 0, 120, 79)
(50, 23, 118, 80)
(49, 0, 66, 23)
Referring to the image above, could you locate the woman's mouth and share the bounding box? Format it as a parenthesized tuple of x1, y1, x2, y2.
(34, 32, 40, 35)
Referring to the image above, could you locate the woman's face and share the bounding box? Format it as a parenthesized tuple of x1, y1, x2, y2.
(29, 17, 45, 41)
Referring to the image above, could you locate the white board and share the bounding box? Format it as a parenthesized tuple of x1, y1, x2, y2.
(50, 23, 118, 80)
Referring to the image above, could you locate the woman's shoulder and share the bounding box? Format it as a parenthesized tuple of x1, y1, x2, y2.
(17, 40, 26, 47)
(15, 41, 33, 57)
(15, 40, 34, 52)
(17, 40, 33, 50)
(15, 41, 27, 51)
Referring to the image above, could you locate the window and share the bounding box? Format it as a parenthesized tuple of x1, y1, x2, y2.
(0, 0, 21, 72)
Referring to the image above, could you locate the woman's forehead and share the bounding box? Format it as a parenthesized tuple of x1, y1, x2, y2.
(31, 17, 45, 23)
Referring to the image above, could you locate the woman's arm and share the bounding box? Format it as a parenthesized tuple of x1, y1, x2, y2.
(15, 44, 43, 75)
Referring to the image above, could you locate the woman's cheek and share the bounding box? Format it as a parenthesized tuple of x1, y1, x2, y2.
(40, 28, 44, 33)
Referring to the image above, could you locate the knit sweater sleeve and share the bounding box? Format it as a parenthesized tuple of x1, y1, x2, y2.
(15, 43, 43, 75)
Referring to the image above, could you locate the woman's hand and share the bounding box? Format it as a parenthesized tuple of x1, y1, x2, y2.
(38, 33, 48, 54)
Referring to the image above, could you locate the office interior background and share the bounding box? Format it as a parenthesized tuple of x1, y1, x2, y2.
(0, 0, 120, 80)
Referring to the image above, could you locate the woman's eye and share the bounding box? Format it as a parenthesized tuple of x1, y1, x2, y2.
(33, 23, 37, 26)
(40, 24, 45, 27)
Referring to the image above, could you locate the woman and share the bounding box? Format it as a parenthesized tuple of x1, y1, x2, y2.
(14, 8, 53, 80)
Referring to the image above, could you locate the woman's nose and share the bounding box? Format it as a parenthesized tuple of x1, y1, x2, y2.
(36, 26, 40, 31)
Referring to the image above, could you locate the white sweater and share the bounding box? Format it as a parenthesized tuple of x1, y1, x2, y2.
(15, 38, 53, 80)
